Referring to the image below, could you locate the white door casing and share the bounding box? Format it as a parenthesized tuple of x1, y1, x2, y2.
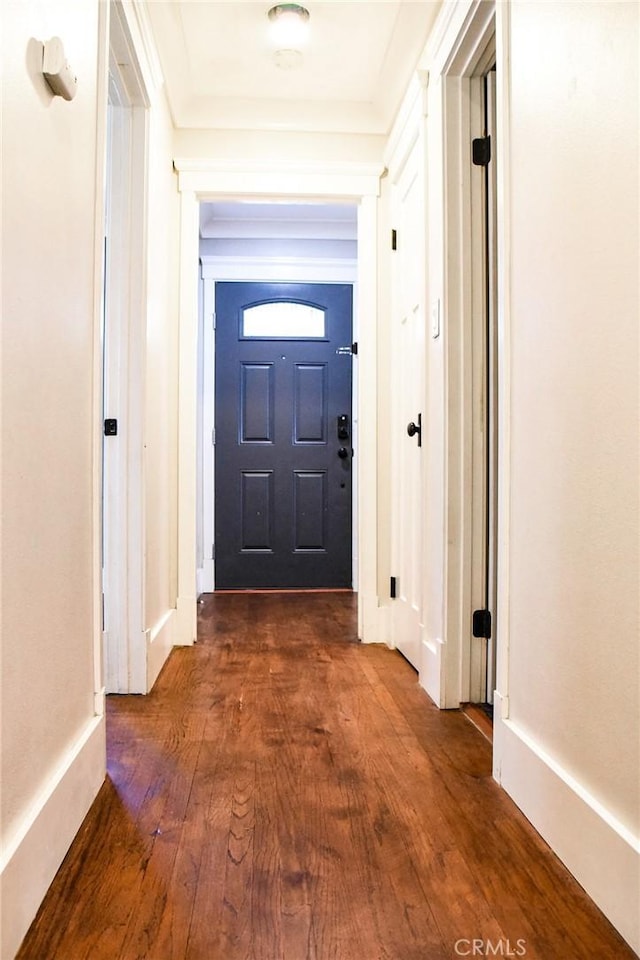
(174, 160, 384, 646)
(416, 0, 499, 708)
(485, 66, 499, 704)
(102, 6, 149, 694)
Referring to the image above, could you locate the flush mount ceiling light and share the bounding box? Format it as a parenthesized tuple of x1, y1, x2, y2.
(267, 3, 310, 50)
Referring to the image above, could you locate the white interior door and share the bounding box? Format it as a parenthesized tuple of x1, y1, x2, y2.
(390, 139, 426, 670)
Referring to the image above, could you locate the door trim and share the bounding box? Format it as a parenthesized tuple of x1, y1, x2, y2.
(174, 161, 384, 644)
(442, 18, 497, 707)
(102, 3, 149, 693)
(199, 256, 358, 597)
(420, 0, 512, 709)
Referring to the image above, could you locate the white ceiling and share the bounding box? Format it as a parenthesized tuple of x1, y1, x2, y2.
(145, 1, 441, 135)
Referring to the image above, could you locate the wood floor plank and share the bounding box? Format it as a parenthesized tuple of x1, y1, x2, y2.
(16, 591, 637, 960)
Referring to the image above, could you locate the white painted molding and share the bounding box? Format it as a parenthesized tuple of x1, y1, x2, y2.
(94, 686, 106, 716)
(174, 159, 384, 201)
(374, 603, 391, 647)
(493, 0, 513, 718)
(176, 166, 382, 648)
(0, 716, 106, 960)
(102, 44, 149, 696)
(200, 256, 357, 284)
(419, 0, 470, 71)
(494, 716, 640, 954)
(354, 194, 379, 645)
(196, 565, 206, 598)
(92, 0, 110, 714)
(420, 636, 445, 707)
(175, 594, 198, 647)
(384, 70, 429, 171)
(147, 608, 176, 689)
(174, 157, 384, 179)
(118, 0, 164, 96)
(176, 190, 200, 648)
(422, 0, 497, 711)
(422, 0, 489, 77)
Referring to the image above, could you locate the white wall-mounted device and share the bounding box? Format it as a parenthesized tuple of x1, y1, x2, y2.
(42, 37, 77, 101)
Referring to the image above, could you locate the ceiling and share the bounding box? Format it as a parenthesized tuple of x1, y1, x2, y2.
(144, 1, 441, 135)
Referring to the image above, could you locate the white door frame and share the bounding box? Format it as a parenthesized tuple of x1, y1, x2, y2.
(173, 160, 384, 646)
(102, 2, 149, 693)
(466, 50, 498, 704)
(423, 0, 512, 710)
(441, 7, 496, 706)
(198, 254, 359, 597)
(443, 13, 495, 702)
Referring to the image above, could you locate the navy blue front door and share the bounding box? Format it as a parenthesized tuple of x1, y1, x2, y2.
(214, 282, 353, 589)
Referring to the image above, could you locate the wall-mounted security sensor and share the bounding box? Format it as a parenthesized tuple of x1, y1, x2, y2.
(42, 37, 77, 101)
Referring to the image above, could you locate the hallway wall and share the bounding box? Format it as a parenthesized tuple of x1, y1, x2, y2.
(174, 128, 385, 168)
(0, 2, 106, 956)
(495, 0, 639, 950)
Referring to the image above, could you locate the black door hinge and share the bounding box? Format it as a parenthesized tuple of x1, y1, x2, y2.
(391, 229, 397, 250)
(472, 136, 491, 167)
(104, 418, 118, 436)
(390, 576, 397, 599)
(473, 609, 492, 638)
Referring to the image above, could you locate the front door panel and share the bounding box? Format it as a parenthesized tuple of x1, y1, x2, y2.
(215, 282, 353, 589)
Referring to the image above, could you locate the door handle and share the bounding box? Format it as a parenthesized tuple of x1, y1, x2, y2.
(407, 413, 422, 447)
(337, 446, 350, 460)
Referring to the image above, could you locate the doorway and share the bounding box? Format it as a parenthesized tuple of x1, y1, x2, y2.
(175, 166, 382, 647)
(196, 200, 361, 596)
(214, 281, 353, 589)
(437, 2, 499, 710)
(469, 62, 498, 706)
(102, 4, 148, 693)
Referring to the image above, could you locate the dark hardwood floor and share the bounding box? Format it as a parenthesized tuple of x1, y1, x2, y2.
(17, 592, 636, 959)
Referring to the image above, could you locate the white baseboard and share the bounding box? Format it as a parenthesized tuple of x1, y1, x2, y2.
(494, 713, 640, 954)
(357, 590, 377, 644)
(174, 594, 197, 646)
(147, 607, 176, 690)
(202, 558, 214, 594)
(0, 715, 106, 960)
(420, 635, 443, 706)
(196, 562, 214, 597)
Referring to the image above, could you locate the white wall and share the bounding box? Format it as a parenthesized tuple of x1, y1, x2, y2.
(495, 1, 639, 951)
(1, 1, 106, 956)
(174, 128, 386, 167)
